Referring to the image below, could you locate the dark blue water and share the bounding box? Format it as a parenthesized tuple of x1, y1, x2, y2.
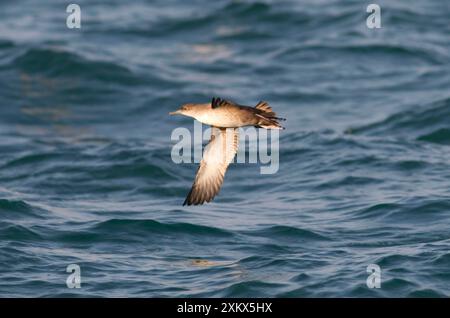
(1, 0, 450, 297)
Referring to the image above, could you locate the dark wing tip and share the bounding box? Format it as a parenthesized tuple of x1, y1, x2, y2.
(183, 188, 203, 206)
(183, 188, 193, 206)
(183, 184, 219, 206)
(211, 97, 232, 109)
(211, 97, 219, 108)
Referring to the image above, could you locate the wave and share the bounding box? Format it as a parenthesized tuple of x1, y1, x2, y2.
(1, 152, 63, 169)
(117, 1, 310, 39)
(12, 48, 143, 86)
(222, 1, 271, 16)
(314, 176, 381, 190)
(0, 199, 47, 219)
(219, 280, 286, 297)
(346, 97, 450, 144)
(246, 225, 330, 242)
(417, 128, 450, 145)
(92, 218, 234, 238)
(47, 218, 235, 244)
(274, 43, 444, 65)
(0, 223, 42, 241)
(0, 198, 34, 213)
(430, 253, 450, 267)
(351, 199, 450, 223)
(407, 289, 446, 297)
(0, 39, 14, 49)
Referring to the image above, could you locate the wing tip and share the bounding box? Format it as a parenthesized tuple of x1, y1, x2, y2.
(211, 96, 235, 109)
(211, 96, 222, 108)
(182, 190, 218, 206)
(183, 189, 193, 206)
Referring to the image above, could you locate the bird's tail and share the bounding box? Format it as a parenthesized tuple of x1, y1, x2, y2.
(254, 101, 285, 129)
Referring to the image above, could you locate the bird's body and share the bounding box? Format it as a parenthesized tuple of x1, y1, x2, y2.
(185, 103, 266, 127)
(170, 97, 284, 205)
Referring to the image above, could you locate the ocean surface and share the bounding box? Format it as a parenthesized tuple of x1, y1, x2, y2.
(0, 0, 450, 297)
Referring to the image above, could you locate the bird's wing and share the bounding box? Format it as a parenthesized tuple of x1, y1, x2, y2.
(183, 127, 239, 206)
(211, 97, 238, 109)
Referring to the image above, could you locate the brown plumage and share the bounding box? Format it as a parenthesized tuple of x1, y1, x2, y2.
(170, 97, 285, 205)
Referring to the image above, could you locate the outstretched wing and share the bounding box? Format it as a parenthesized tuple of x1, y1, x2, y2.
(183, 127, 239, 206)
(211, 97, 237, 109)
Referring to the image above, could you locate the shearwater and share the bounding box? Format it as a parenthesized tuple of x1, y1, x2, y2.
(170, 97, 285, 206)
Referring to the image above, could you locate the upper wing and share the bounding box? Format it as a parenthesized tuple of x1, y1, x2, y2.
(183, 127, 239, 206)
(211, 97, 237, 109)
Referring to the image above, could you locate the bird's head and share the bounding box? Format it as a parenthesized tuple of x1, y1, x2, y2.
(169, 103, 197, 118)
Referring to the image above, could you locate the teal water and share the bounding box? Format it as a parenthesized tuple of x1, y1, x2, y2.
(0, 0, 450, 297)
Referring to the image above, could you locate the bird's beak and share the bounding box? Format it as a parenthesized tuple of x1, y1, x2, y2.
(169, 109, 181, 115)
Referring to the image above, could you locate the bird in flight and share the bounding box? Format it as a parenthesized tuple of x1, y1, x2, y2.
(170, 97, 285, 206)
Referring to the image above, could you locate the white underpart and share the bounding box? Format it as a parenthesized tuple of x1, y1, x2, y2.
(194, 112, 238, 128)
(195, 112, 221, 126)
